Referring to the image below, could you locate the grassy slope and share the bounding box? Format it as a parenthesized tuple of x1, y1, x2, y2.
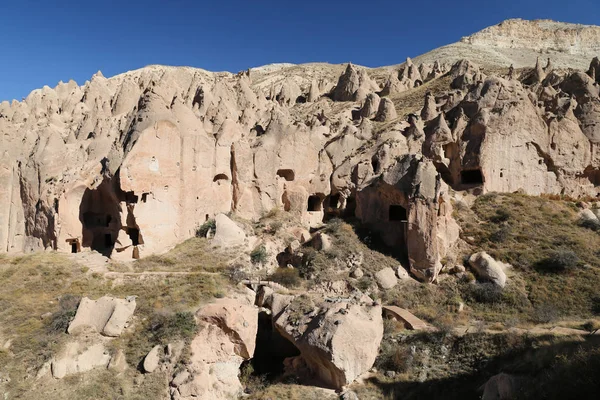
(0, 238, 233, 399)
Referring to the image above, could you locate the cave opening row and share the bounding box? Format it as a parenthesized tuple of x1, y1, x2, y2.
(68, 173, 145, 259)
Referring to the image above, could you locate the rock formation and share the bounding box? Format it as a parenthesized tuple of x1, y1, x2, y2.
(273, 294, 383, 390)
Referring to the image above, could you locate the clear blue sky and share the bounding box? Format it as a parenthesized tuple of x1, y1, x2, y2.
(1, 0, 598, 101)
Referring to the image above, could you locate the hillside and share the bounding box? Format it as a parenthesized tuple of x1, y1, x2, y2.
(1, 17, 600, 400)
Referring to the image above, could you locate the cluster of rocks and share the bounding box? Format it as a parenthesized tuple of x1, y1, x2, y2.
(37, 296, 136, 380)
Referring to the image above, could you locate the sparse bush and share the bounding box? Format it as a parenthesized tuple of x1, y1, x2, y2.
(47, 294, 81, 333)
(268, 268, 301, 287)
(531, 304, 560, 324)
(287, 295, 315, 325)
(375, 341, 413, 373)
(356, 276, 374, 292)
(490, 208, 511, 223)
(268, 220, 283, 234)
(468, 282, 504, 304)
(250, 245, 268, 265)
(591, 296, 600, 315)
(537, 249, 579, 273)
(196, 219, 216, 237)
(490, 224, 511, 243)
(149, 311, 198, 343)
(582, 321, 600, 335)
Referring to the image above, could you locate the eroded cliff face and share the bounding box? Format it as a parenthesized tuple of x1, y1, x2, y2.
(461, 19, 600, 55)
(2, 19, 600, 283)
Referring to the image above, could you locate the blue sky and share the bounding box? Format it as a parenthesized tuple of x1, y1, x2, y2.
(1, 0, 599, 101)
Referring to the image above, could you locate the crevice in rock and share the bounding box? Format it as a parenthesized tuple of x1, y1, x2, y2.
(241, 310, 300, 387)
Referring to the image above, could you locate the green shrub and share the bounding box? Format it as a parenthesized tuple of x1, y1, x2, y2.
(537, 249, 579, 273)
(149, 311, 197, 343)
(490, 208, 511, 223)
(47, 294, 81, 333)
(468, 283, 504, 304)
(268, 268, 301, 287)
(531, 304, 560, 324)
(250, 245, 268, 265)
(196, 219, 216, 237)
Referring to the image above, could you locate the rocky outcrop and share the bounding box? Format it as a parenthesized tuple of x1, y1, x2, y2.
(67, 296, 136, 337)
(273, 295, 383, 390)
(51, 342, 112, 379)
(170, 296, 258, 400)
(331, 64, 378, 102)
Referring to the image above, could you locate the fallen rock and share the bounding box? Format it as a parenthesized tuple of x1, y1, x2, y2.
(67, 296, 136, 337)
(51, 342, 111, 379)
(196, 297, 258, 358)
(351, 267, 364, 279)
(212, 213, 246, 248)
(172, 297, 259, 400)
(468, 252, 508, 288)
(274, 296, 383, 389)
(143, 345, 162, 373)
(396, 266, 410, 280)
(107, 349, 127, 372)
(481, 373, 519, 400)
(375, 267, 398, 289)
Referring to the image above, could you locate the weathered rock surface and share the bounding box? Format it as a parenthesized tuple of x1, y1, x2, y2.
(212, 213, 246, 248)
(480, 373, 519, 400)
(375, 267, 398, 289)
(67, 296, 136, 337)
(273, 295, 383, 389)
(468, 252, 509, 287)
(51, 342, 111, 379)
(170, 296, 258, 400)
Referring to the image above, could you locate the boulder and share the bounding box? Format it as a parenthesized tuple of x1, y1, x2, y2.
(375, 267, 398, 289)
(468, 252, 508, 288)
(67, 296, 136, 337)
(481, 373, 519, 400)
(212, 213, 246, 248)
(351, 267, 364, 279)
(274, 296, 383, 389)
(51, 342, 111, 379)
(396, 266, 410, 280)
(172, 297, 259, 400)
(196, 297, 258, 358)
(143, 345, 162, 373)
(107, 349, 128, 372)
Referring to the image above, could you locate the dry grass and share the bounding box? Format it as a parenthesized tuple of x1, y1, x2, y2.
(0, 238, 233, 398)
(247, 383, 337, 400)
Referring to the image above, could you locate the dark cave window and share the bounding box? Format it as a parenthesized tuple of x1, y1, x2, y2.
(307, 195, 323, 212)
(460, 169, 484, 185)
(389, 205, 407, 221)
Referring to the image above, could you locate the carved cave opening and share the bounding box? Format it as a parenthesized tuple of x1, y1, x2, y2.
(78, 175, 144, 259)
(389, 205, 407, 222)
(79, 179, 122, 257)
(242, 311, 300, 387)
(276, 169, 295, 182)
(307, 195, 324, 212)
(460, 169, 484, 186)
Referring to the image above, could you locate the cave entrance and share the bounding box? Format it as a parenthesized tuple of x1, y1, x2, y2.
(460, 169, 484, 186)
(307, 195, 323, 212)
(79, 178, 122, 257)
(389, 205, 407, 222)
(243, 311, 300, 384)
(276, 169, 295, 182)
(127, 228, 140, 246)
(67, 238, 80, 254)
